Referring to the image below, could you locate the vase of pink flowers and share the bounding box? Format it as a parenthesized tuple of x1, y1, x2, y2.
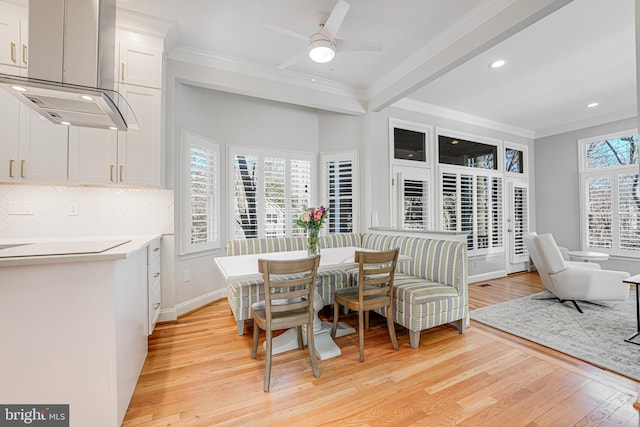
(297, 206, 328, 257)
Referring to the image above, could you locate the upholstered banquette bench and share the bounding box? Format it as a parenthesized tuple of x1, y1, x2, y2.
(225, 233, 468, 348)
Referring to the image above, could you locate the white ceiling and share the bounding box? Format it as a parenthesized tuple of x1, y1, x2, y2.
(116, 0, 637, 138)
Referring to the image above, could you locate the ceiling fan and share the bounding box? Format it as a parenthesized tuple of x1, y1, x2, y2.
(264, 0, 382, 69)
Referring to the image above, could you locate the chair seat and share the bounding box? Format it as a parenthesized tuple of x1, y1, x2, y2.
(334, 287, 391, 310)
(251, 306, 311, 330)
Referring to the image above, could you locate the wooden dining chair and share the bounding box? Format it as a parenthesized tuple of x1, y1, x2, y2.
(251, 255, 321, 392)
(332, 248, 399, 362)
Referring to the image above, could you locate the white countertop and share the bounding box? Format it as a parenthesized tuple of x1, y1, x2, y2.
(0, 235, 162, 267)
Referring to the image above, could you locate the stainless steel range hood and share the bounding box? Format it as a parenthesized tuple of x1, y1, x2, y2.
(0, 0, 138, 131)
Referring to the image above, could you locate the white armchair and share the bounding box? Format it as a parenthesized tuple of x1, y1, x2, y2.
(523, 232, 630, 312)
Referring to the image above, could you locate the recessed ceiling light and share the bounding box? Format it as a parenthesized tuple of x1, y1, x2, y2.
(109, 126, 118, 130)
(61, 121, 71, 126)
(80, 95, 94, 101)
(12, 85, 26, 92)
(587, 102, 599, 108)
(489, 59, 506, 69)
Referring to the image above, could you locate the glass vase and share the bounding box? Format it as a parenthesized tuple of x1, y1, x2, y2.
(307, 228, 320, 257)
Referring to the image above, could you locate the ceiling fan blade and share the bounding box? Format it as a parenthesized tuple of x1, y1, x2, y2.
(263, 22, 308, 42)
(323, 0, 350, 38)
(336, 39, 383, 52)
(277, 51, 308, 70)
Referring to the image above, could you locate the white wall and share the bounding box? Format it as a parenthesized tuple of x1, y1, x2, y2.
(534, 115, 640, 274)
(165, 81, 323, 316)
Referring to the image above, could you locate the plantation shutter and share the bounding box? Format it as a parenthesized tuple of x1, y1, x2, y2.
(233, 154, 259, 239)
(441, 172, 458, 232)
(402, 178, 428, 230)
(440, 168, 503, 253)
(291, 159, 312, 236)
(618, 173, 640, 251)
(492, 176, 504, 250)
(182, 130, 220, 254)
(322, 152, 357, 233)
(585, 175, 613, 249)
(263, 157, 286, 237)
(510, 182, 529, 263)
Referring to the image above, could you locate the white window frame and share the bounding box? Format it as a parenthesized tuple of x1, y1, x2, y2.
(578, 129, 640, 257)
(180, 130, 221, 255)
(391, 164, 432, 230)
(389, 118, 434, 168)
(504, 141, 529, 178)
(320, 150, 359, 233)
(228, 146, 316, 239)
(389, 118, 434, 229)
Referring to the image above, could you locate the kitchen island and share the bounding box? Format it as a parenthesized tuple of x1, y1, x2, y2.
(0, 235, 161, 427)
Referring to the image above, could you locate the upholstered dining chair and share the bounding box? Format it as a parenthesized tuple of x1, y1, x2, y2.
(523, 232, 630, 313)
(332, 248, 399, 362)
(251, 255, 321, 392)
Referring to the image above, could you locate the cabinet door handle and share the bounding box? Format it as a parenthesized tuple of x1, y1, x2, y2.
(153, 247, 160, 252)
(21, 44, 27, 64)
(20, 160, 25, 179)
(154, 272, 160, 278)
(10, 42, 16, 63)
(120, 63, 125, 81)
(109, 165, 114, 182)
(119, 165, 123, 182)
(9, 159, 14, 178)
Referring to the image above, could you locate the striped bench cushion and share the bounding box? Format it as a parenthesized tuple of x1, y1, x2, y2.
(393, 274, 459, 304)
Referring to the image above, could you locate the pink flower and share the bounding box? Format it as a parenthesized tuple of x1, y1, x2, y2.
(302, 213, 311, 223)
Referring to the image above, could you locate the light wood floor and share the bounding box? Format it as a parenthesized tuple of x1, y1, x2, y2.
(123, 272, 640, 426)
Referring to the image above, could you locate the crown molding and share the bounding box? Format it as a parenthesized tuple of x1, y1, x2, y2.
(116, 8, 175, 38)
(393, 98, 536, 139)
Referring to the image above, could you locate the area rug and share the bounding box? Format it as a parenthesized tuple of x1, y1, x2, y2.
(470, 291, 640, 381)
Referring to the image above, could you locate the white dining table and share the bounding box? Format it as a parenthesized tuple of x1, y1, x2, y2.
(215, 246, 408, 360)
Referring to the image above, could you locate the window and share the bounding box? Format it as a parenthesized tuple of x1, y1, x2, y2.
(321, 151, 358, 233)
(440, 167, 503, 254)
(389, 118, 433, 165)
(439, 135, 497, 170)
(181, 130, 220, 254)
(579, 130, 640, 256)
(505, 148, 524, 173)
(392, 165, 431, 230)
(230, 148, 313, 239)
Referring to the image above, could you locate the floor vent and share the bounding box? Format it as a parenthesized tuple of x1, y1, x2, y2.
(478, 283, 492, 287)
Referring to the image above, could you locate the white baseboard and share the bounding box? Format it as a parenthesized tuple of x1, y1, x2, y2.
(469, 270, 507, 284)
(158, 288, 228, 322)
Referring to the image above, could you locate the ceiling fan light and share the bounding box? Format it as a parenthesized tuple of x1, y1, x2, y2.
(308, 39, 335, 63)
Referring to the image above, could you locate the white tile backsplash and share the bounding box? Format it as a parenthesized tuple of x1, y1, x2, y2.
(0, 184, 174, 238)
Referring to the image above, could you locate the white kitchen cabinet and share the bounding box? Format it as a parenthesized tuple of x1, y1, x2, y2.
(0, 89, 68, 183)
(68, 127, 119, 185)
(0, 245, 149, 426)
(117, 41, 163, 89)
(68, 85, 162, 187)
(147, 237, 162, 335)
(117, 83, 162, 186)
(0, 1, 28, 74)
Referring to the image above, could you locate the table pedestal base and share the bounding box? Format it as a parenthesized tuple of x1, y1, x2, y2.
(264, 321, 356, 359)
(264, 291, 356, 359)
